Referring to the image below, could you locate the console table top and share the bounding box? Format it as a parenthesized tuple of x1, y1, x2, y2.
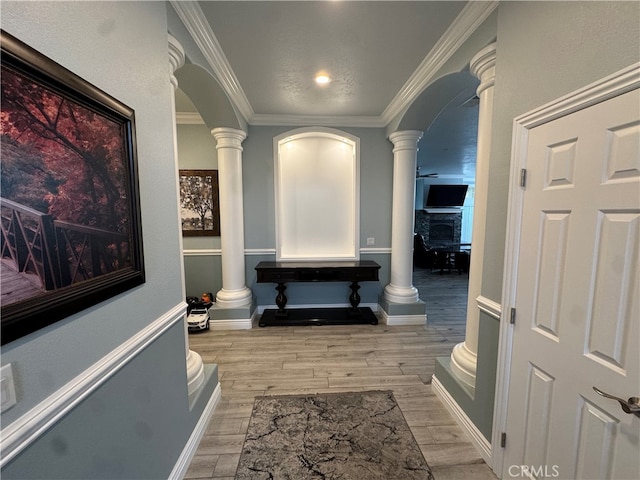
(255, 260, 380, 270)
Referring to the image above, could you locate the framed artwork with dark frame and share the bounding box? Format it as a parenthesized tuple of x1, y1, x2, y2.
(179, 170, 220, 237)
(0, 31, 145, 345)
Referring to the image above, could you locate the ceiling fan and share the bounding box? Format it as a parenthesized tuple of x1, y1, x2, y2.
(416, 167, 438, 178)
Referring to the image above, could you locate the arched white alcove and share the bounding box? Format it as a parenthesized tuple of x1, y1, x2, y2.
(274, 127, 360, 261)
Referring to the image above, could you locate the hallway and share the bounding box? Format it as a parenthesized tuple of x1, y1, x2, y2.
(184, 270, 495, 479)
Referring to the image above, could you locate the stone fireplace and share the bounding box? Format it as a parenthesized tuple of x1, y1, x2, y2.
(415, 210, 462, 247)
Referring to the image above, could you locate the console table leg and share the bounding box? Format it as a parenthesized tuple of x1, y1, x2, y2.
(348, 281, 361, 312)
(275, 282, 288, 317)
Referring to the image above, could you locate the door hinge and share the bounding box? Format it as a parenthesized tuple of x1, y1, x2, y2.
(509, 307, 516, 325)
(500, 432, 507, 448)
(520, 168, 527, 187)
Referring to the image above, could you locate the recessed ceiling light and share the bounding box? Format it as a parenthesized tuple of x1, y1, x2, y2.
(315, 74, 331, 85)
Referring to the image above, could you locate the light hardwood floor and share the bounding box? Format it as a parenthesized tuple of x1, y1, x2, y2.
(184, 270, 498, 480)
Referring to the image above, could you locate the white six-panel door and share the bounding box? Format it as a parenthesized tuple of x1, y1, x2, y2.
(502, 78, 639, 479)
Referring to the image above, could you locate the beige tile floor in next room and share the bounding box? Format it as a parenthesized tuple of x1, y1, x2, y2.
(184, 271, 498, 480)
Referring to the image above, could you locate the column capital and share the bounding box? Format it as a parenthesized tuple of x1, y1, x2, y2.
(388, 130, 423, 153)
(470, 42, 497, 96)
(211, 127, 247, 150)
(168, 34, 185, 90)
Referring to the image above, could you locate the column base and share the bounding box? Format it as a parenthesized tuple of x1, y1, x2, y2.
(383, 283, 420, 304)
(208, 297, 257, 329)
(186, 350, 205, 396)
(215, 286, 253, 308)
(378, 294, 426, 325)
(450, 341, 477, 390)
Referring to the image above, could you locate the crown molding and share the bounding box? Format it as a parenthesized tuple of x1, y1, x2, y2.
(170, 0, 254, 123)
(171, 0, 498, 128)
(381, 1, 499, 125)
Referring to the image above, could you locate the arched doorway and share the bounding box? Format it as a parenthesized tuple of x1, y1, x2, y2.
(397, 71, 479, 325)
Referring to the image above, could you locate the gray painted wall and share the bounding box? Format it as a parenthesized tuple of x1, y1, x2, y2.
(484, 0, 640, 301)
(242, 125, 395, 253)
(436, 312, 499, 440)
(437, 0, 640, 440)
(1, 2, 215, 477)
(3, 324, 191, 479)
(178, 124, 395, 305)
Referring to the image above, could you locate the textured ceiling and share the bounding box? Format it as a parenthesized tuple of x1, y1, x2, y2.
(197, 1, 466, 117)
(175, 1, 482, 179)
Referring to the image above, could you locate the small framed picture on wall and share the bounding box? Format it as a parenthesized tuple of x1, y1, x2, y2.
(179, 170, 220, 236)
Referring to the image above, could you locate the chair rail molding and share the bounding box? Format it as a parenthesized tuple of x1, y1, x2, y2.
(476, 295, 501, 320)
(182, 248, 278, 257)
(0, 304, 185, 467)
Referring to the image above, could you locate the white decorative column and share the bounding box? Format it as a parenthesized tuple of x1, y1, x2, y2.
(450, 42, 496, 390)
(385, 131, 422, 303)
(169, 34, 204, 395)
(381, 131, 425, 324)
(211, 128, 253, 308)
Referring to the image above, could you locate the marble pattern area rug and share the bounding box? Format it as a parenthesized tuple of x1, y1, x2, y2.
(235, 390, 434, 479)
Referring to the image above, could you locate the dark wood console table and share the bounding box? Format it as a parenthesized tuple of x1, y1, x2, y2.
(255, 260, 381, 327)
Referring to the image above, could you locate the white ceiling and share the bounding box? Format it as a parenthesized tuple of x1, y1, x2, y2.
(174, 1, 485, 179)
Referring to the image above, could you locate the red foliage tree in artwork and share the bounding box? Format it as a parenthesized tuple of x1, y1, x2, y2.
(1, 67, 128, 234)
(1, 32, 145, 346)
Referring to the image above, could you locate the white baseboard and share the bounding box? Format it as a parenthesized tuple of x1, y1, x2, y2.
(170, 383, 221, 479)
(209, 319, 253, 330)
(432, 374, 492, 464)
(378, 309, 427, 326)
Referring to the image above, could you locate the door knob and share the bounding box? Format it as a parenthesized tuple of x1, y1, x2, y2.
(593, 387, 640, 418)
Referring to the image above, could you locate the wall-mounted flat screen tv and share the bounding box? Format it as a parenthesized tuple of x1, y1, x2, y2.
(425, 184, 468, 207)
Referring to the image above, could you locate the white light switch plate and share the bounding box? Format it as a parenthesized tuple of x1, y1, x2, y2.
(1, 363, 17, 412)
(366, 237, 375, 246)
